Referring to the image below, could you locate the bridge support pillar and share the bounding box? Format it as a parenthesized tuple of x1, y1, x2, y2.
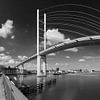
(19, 64, 24, 74)
(22, 64, 24, 74)
(42, 55, 47, 76)
(37, 55, 42, 77)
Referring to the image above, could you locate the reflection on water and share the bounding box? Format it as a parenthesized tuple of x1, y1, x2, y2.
(8, 73, 100, 100)
(10, 74, 57, 99)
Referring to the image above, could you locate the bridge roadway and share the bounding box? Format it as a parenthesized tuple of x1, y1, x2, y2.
(16, 35, 100, 67)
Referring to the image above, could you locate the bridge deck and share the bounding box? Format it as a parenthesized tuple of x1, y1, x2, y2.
(16, 35, 100, 67)
(0, 77, 6, 100)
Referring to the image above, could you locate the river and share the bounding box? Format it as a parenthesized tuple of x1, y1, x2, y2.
(9, 72, 100, 100)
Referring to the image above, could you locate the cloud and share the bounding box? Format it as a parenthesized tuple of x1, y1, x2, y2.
(0, 62, 6, 65)
(0, 53, 5, 56)
(40, 29, 65, 48)
(48, 53, 56, 56)
(64, 47, 78, 52)
(78, 59, 85, 62)
(18, 55, 28, 60)
(24, 62, 36, 70)
(46, 29, 65, 43)
(6, 52, 10, 54)
(0, 53, 20, 66)
(65, 56, 70, 58)
(83, 56, 93, 59)
(78, 55, 100, 63)
(0, 20, 13, 38)
(0, 47, 5, 52)
(46, 41, 52, 46)
(0, 53, 11, 61)
(8, 59, 15, 64)
(83, 56, 100, 59)
(65, 63, 68, 66)
(64, 38, 71, 43)
(0, 53, 13, 65)
(55, 63, 59, 66)
(40, 29, 72, 49)
(40, 40, 52, 49)
(11, 35, 15, 39)
(7, 59, 20, 65)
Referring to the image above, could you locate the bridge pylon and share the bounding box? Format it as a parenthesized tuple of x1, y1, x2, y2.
(19, 64, 24, 74)
(37, 55, 42, 76)
(43, 13, 47, 76)
(37, 9, 47, 77)
(42, 55, 47, 76)
(37, 9, 41, 77)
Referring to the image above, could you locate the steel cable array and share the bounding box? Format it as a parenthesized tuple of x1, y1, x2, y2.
(38, 4, 100, 50)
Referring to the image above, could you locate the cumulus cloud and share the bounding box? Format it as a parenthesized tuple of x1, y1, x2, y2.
(0, 62, 6, 65)
(0, 53, 20, 66)
(15, 61, 20, 64)
(78, 59, 85, 62)
(0, 53, 13, 65)
(83, 56, 100, 59)
(46, 41, 52, 46)
(46, 29, 65, 43)
(24, 62, 36, 70)
(0, 53, 11, 61)
(48, 53, 56, 56)
(18, 55, 28, 60)
(64, 38, 71, 43)
(0, 53, 5, 56)
(0, 20, 13, 38)
(7, 59, 20, 65)
(11, 35, 15, 39)
(64, 47, 78, 52)
(65, 56, 70, 58)
(65, 63, 68, 66)
(40, 29, 65, 49)
(55, 63, 59, 66)
(0, 47, 5, 52)
(40, 40, 53, 49)
(8, 59, 15, 64)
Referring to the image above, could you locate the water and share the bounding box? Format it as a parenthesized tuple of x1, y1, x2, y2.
(9, 72, 100, 100)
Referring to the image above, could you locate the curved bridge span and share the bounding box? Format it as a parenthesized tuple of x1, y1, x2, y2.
(16, 35, 100, 67)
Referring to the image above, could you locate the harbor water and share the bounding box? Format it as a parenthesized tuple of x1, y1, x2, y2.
(8, 72, 100, 100)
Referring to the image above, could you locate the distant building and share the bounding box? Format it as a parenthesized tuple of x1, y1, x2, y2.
(1, 66, 17, 75)
(70, 69, 82, 73)
(83, 69, 90, 73)
(56, 68, 59, 72)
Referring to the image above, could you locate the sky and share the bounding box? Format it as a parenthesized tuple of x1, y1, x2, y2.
(1, 0, 100, 70)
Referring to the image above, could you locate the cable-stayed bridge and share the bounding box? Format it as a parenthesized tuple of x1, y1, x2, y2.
(16, 35, 100, 75)
(15, 4, 100, 77)
(16, 35, 100, 66)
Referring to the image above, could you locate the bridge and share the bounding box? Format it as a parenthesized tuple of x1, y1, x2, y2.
(1, 4, 100, 100)
(15, 6, 100, 77)
(16, 35, 100, 76)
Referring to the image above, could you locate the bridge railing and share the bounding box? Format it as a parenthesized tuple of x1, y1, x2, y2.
(2, 74, 28, 100)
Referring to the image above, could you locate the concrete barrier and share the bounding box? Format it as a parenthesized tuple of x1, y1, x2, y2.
(2, 74, 28, 100)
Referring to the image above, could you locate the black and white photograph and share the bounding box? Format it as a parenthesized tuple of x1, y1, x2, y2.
(0, 0, 100, 100)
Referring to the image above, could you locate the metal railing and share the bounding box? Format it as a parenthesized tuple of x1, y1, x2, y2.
(2, 74, 28, 100)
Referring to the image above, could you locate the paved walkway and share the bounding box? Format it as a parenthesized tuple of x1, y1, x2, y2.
(0, 77, 6, 100)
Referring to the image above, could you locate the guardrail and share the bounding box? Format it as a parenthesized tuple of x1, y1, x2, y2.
(2, 74, 28, 100)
